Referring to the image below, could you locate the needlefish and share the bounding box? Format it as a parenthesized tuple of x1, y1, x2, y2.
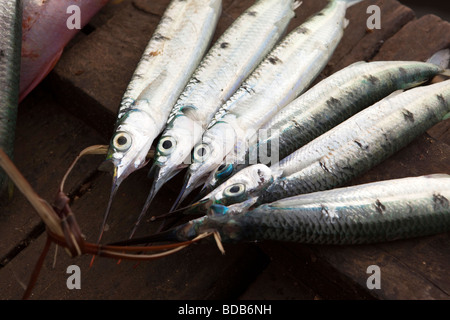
(168, 0, 365, 212)
(185, 78, 450, 214)
(201, 53, 449, 196)
(113, 175, 450, 245)
(0, 0, 22, 199)
(134, 0, 300, 237)
(99, 0, 222, 242)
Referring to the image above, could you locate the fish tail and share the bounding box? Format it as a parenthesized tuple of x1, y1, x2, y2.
(443, 112, 450, 121)
(292, 1, 302, 11)
(426, 49, 450, 70)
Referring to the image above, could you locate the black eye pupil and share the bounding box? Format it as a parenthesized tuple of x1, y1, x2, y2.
(229, 185, 240, 193)
(218, 164, 226, 171)
(162, 140, 173, 149)
(117, 136, 127, 145)
(197, 147, 207, 157)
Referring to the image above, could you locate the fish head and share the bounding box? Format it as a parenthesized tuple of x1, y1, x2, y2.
(97, 108, 158, 243)
(103, 109, 157, 187)
(180, 122, 237, 200)
(202, 164, 274, 207)
(199, 200, 256, 242)
(202, 160, 252, 198)
(148, 115, 202, 195)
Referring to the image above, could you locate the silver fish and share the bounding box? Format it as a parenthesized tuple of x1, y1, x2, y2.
(192, 79, 450, 213)
(0, 0, 22, 199)
(99, 0, 222, 242)
(255, 79, 450, 206)
(175, 0, 364, 210)
(116, 175, 450, 245)
(135, 0, 300, 236)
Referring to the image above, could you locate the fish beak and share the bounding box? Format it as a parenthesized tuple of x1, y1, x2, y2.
(95, 160, 129, 244)
(128, 162, 182, 239)
(169, 170, 207, 213)
(169, 173, 193, 213)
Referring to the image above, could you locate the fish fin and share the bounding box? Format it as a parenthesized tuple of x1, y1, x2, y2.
(210, 0, 222, 11)
(339, 0, 365, 9)
(273, 2, 298, 33)
(136, 70, 169, 100)
(347, 61, 368, 67)
(344, 18, 350, 29)
(424, 173, 450, 179)
(208, 204, 229, 217)
(292, 1, 302, 11)
(387, 89, 404, 97)
(439, 69, 450, 77)
(443, 112, 450, 121)
(426, 49, 450, 69)
(381, 89, 404, 101)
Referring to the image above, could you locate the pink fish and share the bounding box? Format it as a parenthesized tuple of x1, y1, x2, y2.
(20, 0, 109, 101)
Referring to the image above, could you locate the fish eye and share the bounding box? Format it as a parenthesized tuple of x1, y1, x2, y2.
(224, 183, 246, 198)
(158, 136, 176, 155)
(113, 132, 132, 152)
(215, 163, 233, 179)
(193, 144, 210, 163)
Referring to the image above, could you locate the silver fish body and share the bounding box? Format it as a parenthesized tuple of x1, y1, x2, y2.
(182, 175, 450, 244)
(0, 0, 22, 197)
(139, 0, 300, 224)
(180, 0, 362, 206)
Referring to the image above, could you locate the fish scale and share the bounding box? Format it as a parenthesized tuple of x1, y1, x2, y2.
(196, 59, 445, 210)
(235, 178, 450, 244)
(257, 61, 443, 165)
(255, 80, 450, 206)
(0, 0, 22, 197)
(116, 0, 208, 119)
(162, 0, 298, 146)
(204, 60, 444, 194)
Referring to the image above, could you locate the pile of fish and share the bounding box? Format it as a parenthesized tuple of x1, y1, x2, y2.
(2, 0, 448, 245)
(101, 0, 450, 246)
